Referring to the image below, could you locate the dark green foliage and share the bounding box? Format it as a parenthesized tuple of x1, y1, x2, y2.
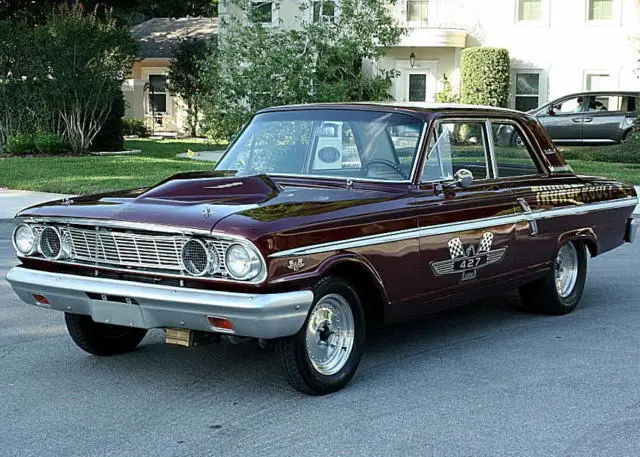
(123, 119, 150, 137)
(5, 134, 36, 155)
(168, 38, 214, 137)
(34, 133, 71, 155)
(561, 145, 640, 164)
(460, 48, 510, 107)
(91, 89, 126, 151)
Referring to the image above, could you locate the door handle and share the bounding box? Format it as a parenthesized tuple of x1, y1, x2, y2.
(572, 118, 583, 123)
(583, 118, 593, 123)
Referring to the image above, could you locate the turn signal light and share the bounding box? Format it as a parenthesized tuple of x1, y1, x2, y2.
(33, 294, 50, 305)
(207, 316, 234, 332)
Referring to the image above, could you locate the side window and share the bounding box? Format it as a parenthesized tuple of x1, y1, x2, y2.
(422, 121, 488, 182)
(552, 96, 587, 114)
(491, 123, 540, 177)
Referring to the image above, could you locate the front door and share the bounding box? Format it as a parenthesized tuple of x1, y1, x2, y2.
(539, 95, 588, 143)
(405, 66, 436, 103)
(413, 119, 518, 310)
(581, 94, 626, 143)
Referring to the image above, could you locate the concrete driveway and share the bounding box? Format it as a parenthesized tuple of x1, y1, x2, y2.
(2, 218, 640, 456)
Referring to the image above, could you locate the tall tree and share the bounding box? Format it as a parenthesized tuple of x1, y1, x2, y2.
(205, 0, 404, 139)
(167, 38, 215, 137)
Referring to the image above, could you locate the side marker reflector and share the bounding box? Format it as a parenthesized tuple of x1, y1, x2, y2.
(33, 294, 50, 305)
(207, 316, 234, 332)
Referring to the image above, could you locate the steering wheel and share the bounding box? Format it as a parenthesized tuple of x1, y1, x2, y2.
(363, 159, 409, 180)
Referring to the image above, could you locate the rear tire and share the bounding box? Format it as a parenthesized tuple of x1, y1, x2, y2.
(277, 277, 366, 395)
(64, 313, 147, 356)
(519, 240, 587, 315)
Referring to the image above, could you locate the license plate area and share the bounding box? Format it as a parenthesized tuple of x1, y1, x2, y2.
(87, 293, 144, 327)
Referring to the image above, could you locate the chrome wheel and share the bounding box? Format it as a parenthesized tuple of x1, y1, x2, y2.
(305, 293, 355, 376)
(555, 243, 579, 298)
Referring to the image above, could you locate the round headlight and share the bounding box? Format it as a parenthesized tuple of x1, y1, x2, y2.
(13, 224, 36, 256)
(40, 226, 63, 259)
(181, 239, 218, 277)
(225, 243, 261, 280)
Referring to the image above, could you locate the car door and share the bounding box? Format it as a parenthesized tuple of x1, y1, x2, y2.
(411, 118, 519, 311)
(581, 94, 625, 143)
(539, 96, 587, 143)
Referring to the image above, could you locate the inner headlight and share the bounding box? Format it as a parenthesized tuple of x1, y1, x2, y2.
(13, 224, 36, 256)
(225, 243, 262, 280)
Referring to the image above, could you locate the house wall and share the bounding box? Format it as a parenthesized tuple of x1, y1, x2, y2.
(124, 59, 187, 134)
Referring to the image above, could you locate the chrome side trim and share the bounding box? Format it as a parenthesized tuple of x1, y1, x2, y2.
(6, 267, 314, 339)
(270, 197, 638, 258)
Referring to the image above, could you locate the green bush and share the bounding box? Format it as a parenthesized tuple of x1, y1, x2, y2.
(435, 75, 460, 104)
(460, 48, 510, 107)
(5, 134, 36, 155)
(91, 89, 126, 152)
(123, 118, 150, 137)
(34, 133, 70, 154)
(560, 145, 640, 164)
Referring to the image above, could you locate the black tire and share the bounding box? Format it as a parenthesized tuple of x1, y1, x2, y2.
(519, 240, 587, 315)
(64, 313, 148, 356)
(277, 277, 366, 395)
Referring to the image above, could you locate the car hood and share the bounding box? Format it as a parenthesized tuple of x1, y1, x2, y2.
(16, 172, 405, 236)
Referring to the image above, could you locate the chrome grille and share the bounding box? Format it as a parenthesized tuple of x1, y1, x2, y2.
(64, 227, 187, 270)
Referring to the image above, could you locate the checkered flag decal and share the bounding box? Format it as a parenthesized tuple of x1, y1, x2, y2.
(478, 232, 494, 253)
(448, 237, 465, 259)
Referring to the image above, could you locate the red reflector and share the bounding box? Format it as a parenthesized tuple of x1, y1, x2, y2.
(207, 316, 234, 331)
(33, 294, 50, 305)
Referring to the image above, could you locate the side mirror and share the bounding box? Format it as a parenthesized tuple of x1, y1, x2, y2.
(454, 169, 473, 188)
(547, 106, 555, 116)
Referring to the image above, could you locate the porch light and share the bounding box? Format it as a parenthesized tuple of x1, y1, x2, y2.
(409, 51, 416, 68)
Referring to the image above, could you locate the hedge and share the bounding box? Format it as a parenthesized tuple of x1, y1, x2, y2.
(460, 47, 510, 108)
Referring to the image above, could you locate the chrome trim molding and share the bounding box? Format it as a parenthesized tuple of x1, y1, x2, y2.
(548, 165, 572, 173)
(16, 217, 213, 236)
(6, 267, 314, 339)
(517, 198, 538, 235)
(625, 218, 638, 243)
(270, 197, 638, 258)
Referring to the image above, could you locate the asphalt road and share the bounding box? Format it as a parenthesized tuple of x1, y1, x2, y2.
(2, 219, 640, 457)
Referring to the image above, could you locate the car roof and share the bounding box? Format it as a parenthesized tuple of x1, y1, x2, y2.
(550, 91, 640, 101)
(257, 102, 524, 117)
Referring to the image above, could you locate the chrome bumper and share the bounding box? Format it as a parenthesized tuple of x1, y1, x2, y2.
(627, 218, 638, 244)
(6, 267, 314, 339)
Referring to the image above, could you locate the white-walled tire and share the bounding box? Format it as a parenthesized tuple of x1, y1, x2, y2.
(277, 277, 365, 395)
(520, 240, 587, 315)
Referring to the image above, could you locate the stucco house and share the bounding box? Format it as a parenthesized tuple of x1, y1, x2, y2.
(220, 0, 640, 110)
(124, 17, 218, 134)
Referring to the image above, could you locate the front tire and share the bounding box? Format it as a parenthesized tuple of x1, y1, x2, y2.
(520, 240, 587, 315)
(277, 277, 366, 395)
(64, 313, 148, 356)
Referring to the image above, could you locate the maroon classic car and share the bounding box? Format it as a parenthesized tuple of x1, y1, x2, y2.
(7, 103, 639, 394)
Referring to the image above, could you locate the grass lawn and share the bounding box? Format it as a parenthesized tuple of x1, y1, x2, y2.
(0, 139, 227, 194)
(0, 139, 638, 194)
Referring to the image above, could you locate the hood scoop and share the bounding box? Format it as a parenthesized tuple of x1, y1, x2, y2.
(137, 173, 280, 205)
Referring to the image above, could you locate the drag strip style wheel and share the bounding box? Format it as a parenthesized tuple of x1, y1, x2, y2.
(520, 240, 587, 315)
(64, 313, 148, 356)
(277, 277, 365, 395)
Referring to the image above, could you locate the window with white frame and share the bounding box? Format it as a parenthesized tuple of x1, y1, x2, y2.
(587, 0, 613, 21)
(406, 0, 429, 26)
(517, 0, 542, 21)
(148, 74, 168, 114)
(585, 72, 611, 90)
(514, 72, 542, 111)
(250, 1, 276, 24)
(312, 0, 336, 22)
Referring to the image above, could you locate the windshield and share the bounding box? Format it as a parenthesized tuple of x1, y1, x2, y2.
(215, 109, 425, 181)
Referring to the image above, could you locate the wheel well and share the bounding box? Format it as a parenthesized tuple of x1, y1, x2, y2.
(326, 262, 386, 328)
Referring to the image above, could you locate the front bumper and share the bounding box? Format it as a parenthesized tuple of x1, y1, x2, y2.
(627, 218, 638, 243)
(6, 267, 314, 339)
